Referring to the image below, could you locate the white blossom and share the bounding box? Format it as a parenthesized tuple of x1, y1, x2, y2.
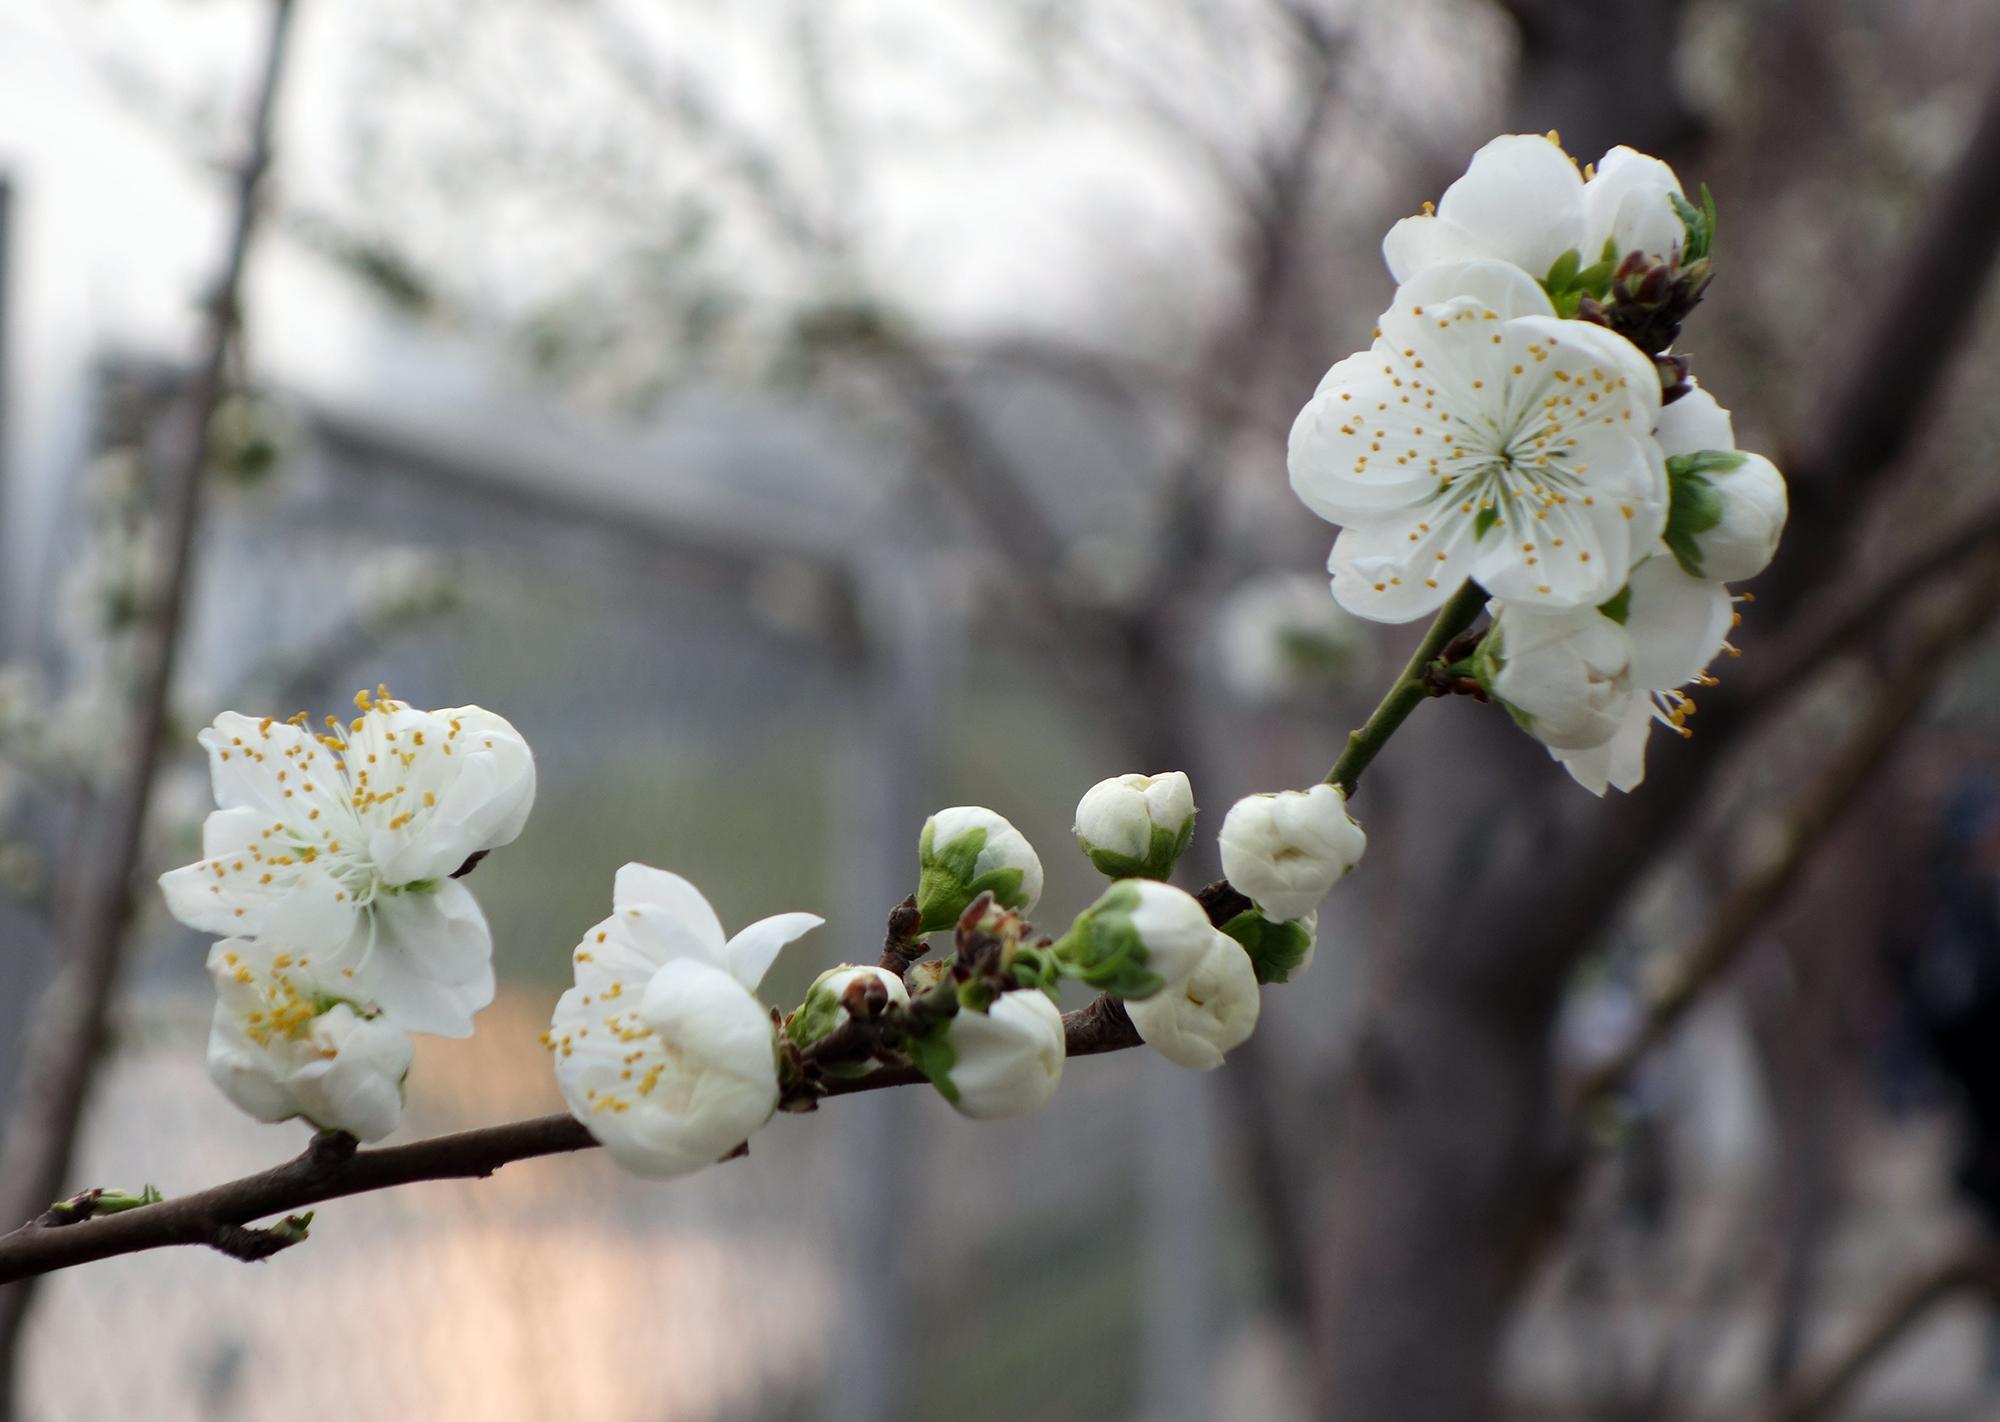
(935, 988, 1065, 1120)
(1383, 133, 1688, 286)
(916, 806, 1044, 932)
(1289, 259, 1667, 623)
(549, 864, 823, 1179)
(159, 690, 536, 1037)
(1551, 554, 1734, 795)
(1478, 600, 1636, 750)
(1219, 784, 1366, 923)
(1072, 771, 1197, 880)
(1125, 931, 1261, 1071)
(205, 938, 413, 1142)
(1657, 384, 1788, 583)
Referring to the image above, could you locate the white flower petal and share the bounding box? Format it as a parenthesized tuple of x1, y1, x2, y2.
(199, 713, 356, 827)
(1329, 515, 1479, 622)
(353, 704, 537, 884)
(1625, 555, 1732, 689)
(724, 911, 825, 993)
(1654, 383, 1734, 457)
(554, 957, 779, 1179)
(1382, 212, 1493, 283)
(1126, 932, 1261, 1071)
(612, 862, 730, 966)
(1432, 134, 1588, 280)
(1584, 146, 1687, 260)
(943, 990, 1065, 1120)
(338, 880, 496, 1037)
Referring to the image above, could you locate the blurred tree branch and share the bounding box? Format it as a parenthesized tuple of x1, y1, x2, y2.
(1763, 1244, 2000, 1422)
(0, 0, 298, 1405)
(1567, 554, 2000, 1108)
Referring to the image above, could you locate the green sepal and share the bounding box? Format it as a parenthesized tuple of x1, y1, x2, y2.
(1472, 506, 1501, 541)
(1220, 911, 1314, 986)
(1669, 184, 1718, 261)
(916, 823, 1028, 933)
(1048, 882, 1167, 1000)
(785, 978, 845, 1051)
(1662, 449, 1743, 577)
(1081, 820, 1193, 882)
(1598, 584, 1633, 624)
(1574, 258, 1615, 299)
(1543, 247, 1581, 294)
(906, 1027, 959, 1104)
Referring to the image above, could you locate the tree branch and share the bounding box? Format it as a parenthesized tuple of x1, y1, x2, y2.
(1763, 1244, 2000, 1422)
(0, 0, 297, 1381)
(1567, 556, 2000, 1109)
(0, 994, 1140, 1284)
(1743, 492, 2000, 707)
(1324, 579, 1486, 796)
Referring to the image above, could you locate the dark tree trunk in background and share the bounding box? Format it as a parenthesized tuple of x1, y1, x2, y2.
(1307, 20, 2000, 1421)
(1498, 0, 1701, 159)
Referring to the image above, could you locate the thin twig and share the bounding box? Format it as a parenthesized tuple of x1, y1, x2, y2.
(1324, 579, 1487, 796)
(1763, 1244, 2000, 1422)
(0, 0, 297, 1377)
(0, 993, 1140, 1283)
(1568, 558, 2000, 1109)
(1746, 494, 2000, 704)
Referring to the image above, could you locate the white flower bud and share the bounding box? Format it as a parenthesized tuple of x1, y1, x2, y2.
(1052, 879, 1218, 998)
(1477, 601, 1636, 750)
(916, 806, 1044, 933)
(786, 964, 910, 1065)
(1218, 784, 1365, 923)
(1684, 453, 1786, 583)
(204, 939, 414, 1142)
(936, 989, 1066, 1119)
(1126, 931, 1262, 1071)
(1072, 771, 1197, 880)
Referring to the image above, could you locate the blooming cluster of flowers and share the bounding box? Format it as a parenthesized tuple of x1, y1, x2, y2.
(1287, 134, 1788, 793)
(163, 687, 1367, 1178)
(160, 689, 537, 1140)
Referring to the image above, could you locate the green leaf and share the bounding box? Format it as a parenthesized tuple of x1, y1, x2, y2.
(1473, 506, 1501, 541)
(1220, 911, 1313, 986)
(1597, 585, 1633, 625)
(906, 1028, 959, 1104)
(1552, 288, 1583, 319)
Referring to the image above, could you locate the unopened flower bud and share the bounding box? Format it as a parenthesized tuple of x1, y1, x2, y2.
(1126, 931, 1261, 1071)
(919, 988, 1065, 1120)
(786, 964, 909, 1062)
(1218, 785, 1364, 923)
(1072, 771, 1196, 881)
(1050, 879, 1215, 999)
(915, 807, 1044, 934)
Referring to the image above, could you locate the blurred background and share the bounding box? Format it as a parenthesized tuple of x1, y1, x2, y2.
(2, 0, 1999, 1418)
